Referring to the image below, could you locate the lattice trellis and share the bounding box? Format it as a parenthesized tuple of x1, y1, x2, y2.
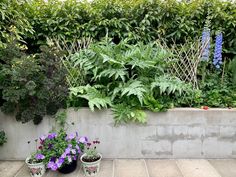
(160, 39, 207, 89)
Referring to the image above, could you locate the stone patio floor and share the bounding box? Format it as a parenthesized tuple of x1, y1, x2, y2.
(1, 159, 236, 177)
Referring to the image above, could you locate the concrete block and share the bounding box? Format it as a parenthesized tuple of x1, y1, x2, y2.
(156, 126, 173, 138)
(205, 126, 220, 137)
(219, 126, 236, 138)
(173, 140, 202, 157)
(203, 138, 232, 158)
(141, 140, 172, 157)
(173, 126, 189, 138)
(188, 126, 205, 139)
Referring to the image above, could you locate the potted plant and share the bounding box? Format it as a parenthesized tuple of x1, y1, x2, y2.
(80, 140, 102, 176)
(25, 152, 46, 177)
(25, 139, 46, 177)
(40, 129, 87, 174)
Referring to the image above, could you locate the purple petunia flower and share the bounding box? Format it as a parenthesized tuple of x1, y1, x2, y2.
(48, 132, 57, 139)
(79, 136, 88, 143)
(56, 158, 64, 168)
(39, 135, 47, 141)
(61, 152, 67, 159)
(201, 27, 211, 61)
(213, 32, 223, 69)
(66, 133, 75, 140)
(35, 154, 45, 160)
(65, 147, 71, 155)
(47, 161, 58, 171)
(76, 132, 79, 137)
(76, 145, 81, 153)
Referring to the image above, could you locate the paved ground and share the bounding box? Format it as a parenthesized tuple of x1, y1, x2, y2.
(1, 159, 236, 177)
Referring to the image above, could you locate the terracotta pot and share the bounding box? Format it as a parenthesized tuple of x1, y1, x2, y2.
(80, 153, 102, 176)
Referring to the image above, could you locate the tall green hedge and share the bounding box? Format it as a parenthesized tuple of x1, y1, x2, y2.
(1, 0, 236, 57)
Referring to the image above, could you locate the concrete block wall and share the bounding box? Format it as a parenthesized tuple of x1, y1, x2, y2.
(0, 108, 236, 160)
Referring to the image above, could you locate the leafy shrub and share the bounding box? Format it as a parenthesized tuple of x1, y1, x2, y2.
(67, 40, 194, 124)
(0, 130, 7, 146)
(0, 43, 68, 124)
(0, 0, 33, 48)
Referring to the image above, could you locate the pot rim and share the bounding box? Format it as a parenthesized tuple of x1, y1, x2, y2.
(80, 153, 102, 164)
(25, 156, 44, 166)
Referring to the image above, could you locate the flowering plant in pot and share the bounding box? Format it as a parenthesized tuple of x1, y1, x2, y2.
(80, 140, 102, 176)
(25, 140, 46, 177)
(39, 129, 87, 174)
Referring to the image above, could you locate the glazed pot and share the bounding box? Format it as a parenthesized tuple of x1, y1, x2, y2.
(80, 153, 102, 176)
(25, 157, 46, 177)
(58, 160, 77, 174)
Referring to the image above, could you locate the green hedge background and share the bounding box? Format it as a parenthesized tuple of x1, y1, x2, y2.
(1, 0, 236, 58)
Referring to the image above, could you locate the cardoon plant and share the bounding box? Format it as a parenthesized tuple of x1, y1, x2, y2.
(38, 129, 87, 171)
(213, 32, 223, 69)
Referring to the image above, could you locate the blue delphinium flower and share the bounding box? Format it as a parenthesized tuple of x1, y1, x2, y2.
(213, 32, 223, 69)
(201, 27, 211, 61)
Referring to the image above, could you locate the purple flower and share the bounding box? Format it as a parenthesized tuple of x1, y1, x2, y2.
(76, 145, 81, 153)
(76, 132, 79, 137)
(39, 135, 47, 141)
(79, 136, 88, 143)
(35, 154, 45, 160)
(65, 147, 71, 154)
(66, 133, 75, 140)
(201, 27, 211, 61)
(47, 161, 58, 171)
(73, 156, 77, 160)
(56, 158, 64, 168)
(48, 132, 57, 139)
(48, 143, 53, 149)
(68, 144, 72, 148)
(50, 157, 56, 162)
(61, 152, 67, 159)
(213, 32, 223, 69)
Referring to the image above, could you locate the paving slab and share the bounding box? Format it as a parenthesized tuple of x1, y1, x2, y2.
(0, 161, 24, 177)
(78, 159, 114, 177)
(209, 159, 236, 177)
(146, 159, 183, 177)
(115, 159, 148, 177)
(14, 164, 31, 177)
(176, 159, 222, 177)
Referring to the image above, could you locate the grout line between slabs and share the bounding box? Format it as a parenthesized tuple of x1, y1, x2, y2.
(112, 159, 115, 177)
(175, 160, 186, 177)
(13, 163, 25, 177)
(143, 159, 150, 177)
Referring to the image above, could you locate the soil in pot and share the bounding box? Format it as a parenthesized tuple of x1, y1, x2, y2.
(58, 160, 77, 174)
(82, 156, 101, 163)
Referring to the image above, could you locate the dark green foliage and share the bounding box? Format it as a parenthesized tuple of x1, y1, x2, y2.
(0, 43, 68, 124)
(0, 130, 7, 146)
(13, 0, 236, 58)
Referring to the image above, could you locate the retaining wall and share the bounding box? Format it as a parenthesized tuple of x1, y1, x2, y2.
(0, 108, 236, 160)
